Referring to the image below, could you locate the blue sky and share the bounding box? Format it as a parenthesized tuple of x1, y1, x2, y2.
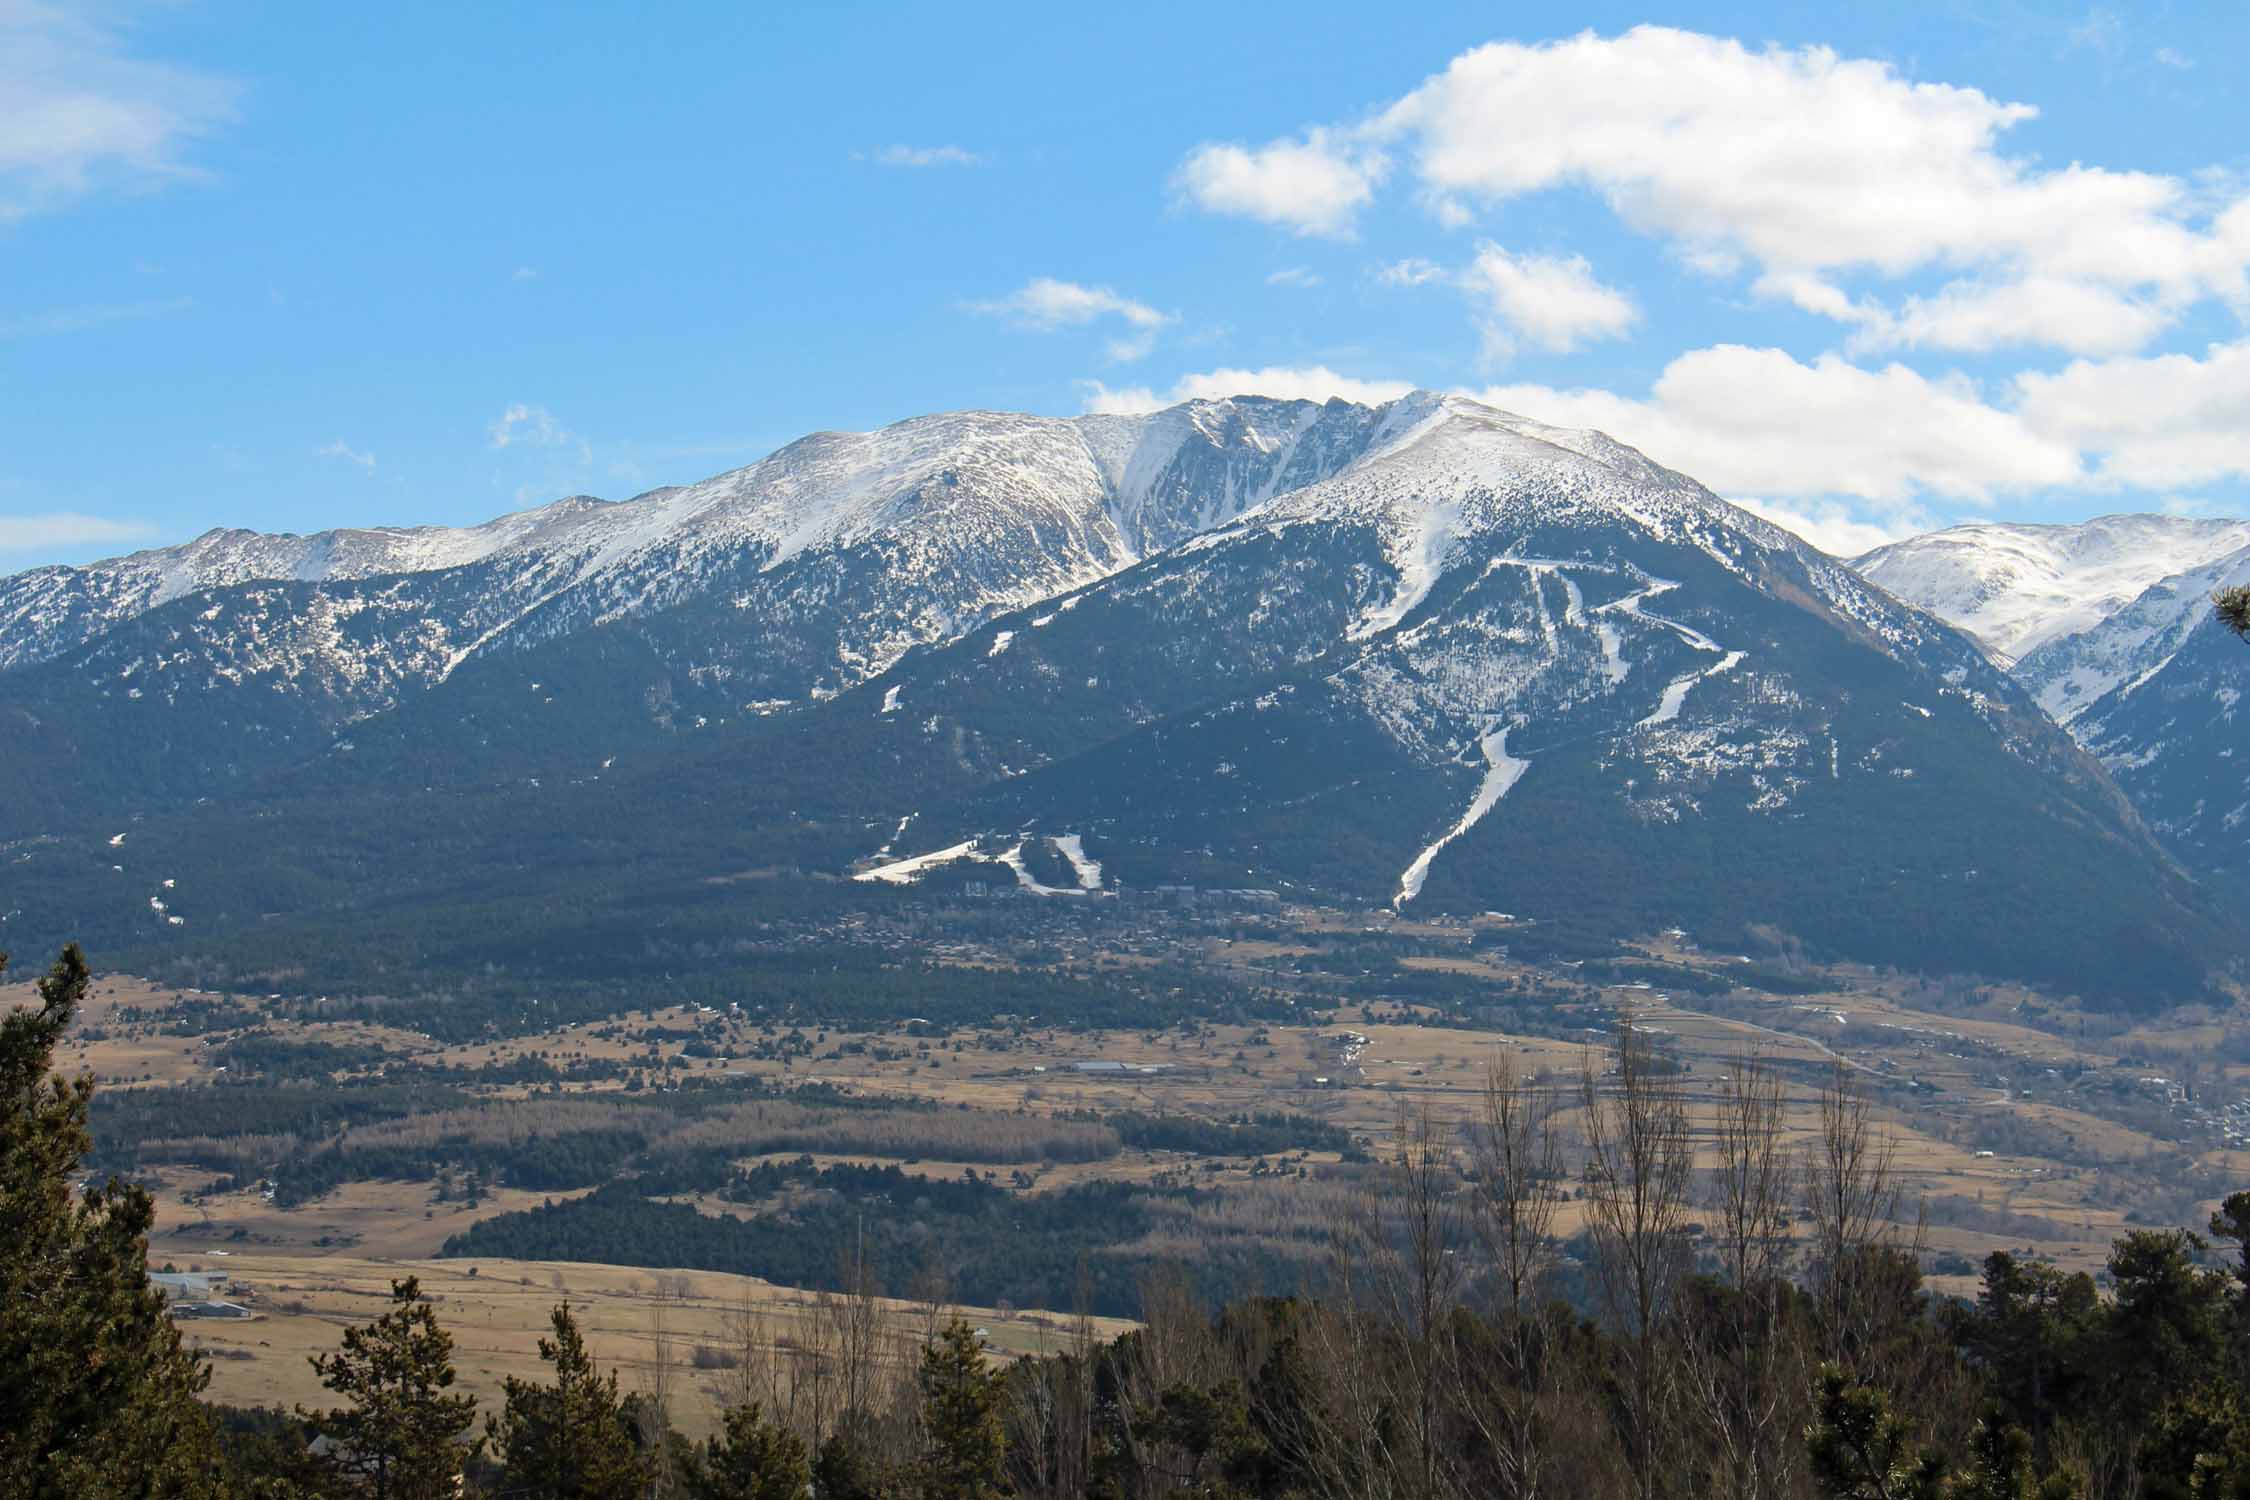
(3, 0, 2246, 567)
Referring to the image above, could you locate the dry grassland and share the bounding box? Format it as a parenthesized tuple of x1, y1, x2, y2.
(165, 1252, 1132, 1437)
(16, 932, 2250, 1370)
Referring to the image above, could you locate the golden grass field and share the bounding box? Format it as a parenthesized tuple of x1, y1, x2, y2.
(163, 1252, 1132, 1437)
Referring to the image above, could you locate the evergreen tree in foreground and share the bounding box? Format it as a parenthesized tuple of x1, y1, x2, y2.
(917, 1318, 1006, 1500)
(0, 944, 231, 1499)
(683, 1400, 810, 1500)
(1806, 1364, 1949, 1500)
(302, 1276, 480, 1499)
(486, 1301, 645, 1500)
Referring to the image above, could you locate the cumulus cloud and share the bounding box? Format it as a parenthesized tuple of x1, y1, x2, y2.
(1728, 497, 1928, 558)
(865, 144, 982, 168)
(1173, 128, 1385, 238)
(1475, 345, 2082, 505)
(0, 510, 155, 553)
(1462, 243, 1636, 357)
(1838, 276, 2173, 358)
(2014, 339, 2250, 489)
(973, 277, 1172, 361)
(1084, 342, 2250, 517)
(317, 440, 375, 471)
(1077, 334, 2250, 548)
(1081, 365, 1416, 415)
(0, 4, 239, 223)
(1180, 26, 2250, 355)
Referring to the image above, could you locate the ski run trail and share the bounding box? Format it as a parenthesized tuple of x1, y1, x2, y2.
(1395, 725, 1531, 909)
(1389, 566, 1747, 906)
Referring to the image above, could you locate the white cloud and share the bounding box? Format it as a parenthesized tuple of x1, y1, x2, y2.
(1081, 365, 1417, 415)
(2154, 46, 2192, 69)
(317, 440, 375, 472)
(489, 403, 590, 462)
(1462, 243, 1637, 356)
(1728, 497, 1926, 557)
(1377, 257, 1445, 288)
(1078, 336, 2250, 549)
(2014, 339, 2250, 489)
(973, 277, 1172, 361)
(866, 144, 982, 168)
(1188, 26, 2250, 354)
(1077, 383, 1163, 416)
(1266, 266, 1321, 289)
(0, 4, 239, 223)
(1173, 128, 1385, 238)
(0, 510, 154, 553)
(1473, 345, 2082, 505)
(1088, 343, 2207, 515)
(1839, 275, 2173, 358)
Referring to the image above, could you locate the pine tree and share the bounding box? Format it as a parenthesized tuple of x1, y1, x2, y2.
(916, 1318, 1005, 1500)
(1805, 1365, 1947, 1500)
(486, 1301, 646, 1500)
(2217, 587, 2250, 639)
(2210, 1192, 2250, 1388)
(1945, 1409, 2084, 1500)
(2139, 1383, 2250, 1500)
(683, 1401, 809, 1500)
(810, 1424, 886, 1500)
(302, 1277, 480, 1499)
(0, 944, 233, 1499)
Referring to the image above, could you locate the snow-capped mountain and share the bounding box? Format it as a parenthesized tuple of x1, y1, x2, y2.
(0, 398, 1390, 684)
(1853, 516, 2250, 669)
(1, 394, 2228, 1004)
(0, 495, 621, 675)
(1853, 514, 2250, 891)
(0, 398, 1399, 829)
(747, 395, 2215, 998)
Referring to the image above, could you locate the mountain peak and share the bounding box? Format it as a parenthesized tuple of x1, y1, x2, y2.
(1857, 513, 2250, 665)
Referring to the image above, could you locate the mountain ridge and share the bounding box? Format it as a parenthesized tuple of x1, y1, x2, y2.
(0, 394, 2233, 1007)
(1853, 515, 2250, 669)
(1858, 513, 2250, 891)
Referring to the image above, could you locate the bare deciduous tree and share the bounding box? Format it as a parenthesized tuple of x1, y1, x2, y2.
(1804, 1062, 1905, 1371)
(1361, 1100, 1469, 1500)
(1464, 1051, 1565, 1500)
(1580, 1019, 1693, 1500)
(1685, 1049, 1803, 1500)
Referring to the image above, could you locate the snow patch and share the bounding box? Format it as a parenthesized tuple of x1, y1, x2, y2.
(1350, 493, 1463, 641)
(1396, 725, 1530, 908)
(998, 842, 1078, 896)
(1639, 651, 1746, 728)
(854, 839, 981, 884)
(1597, 577, 1722, 653)
(1052, 835, 1103, 891)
